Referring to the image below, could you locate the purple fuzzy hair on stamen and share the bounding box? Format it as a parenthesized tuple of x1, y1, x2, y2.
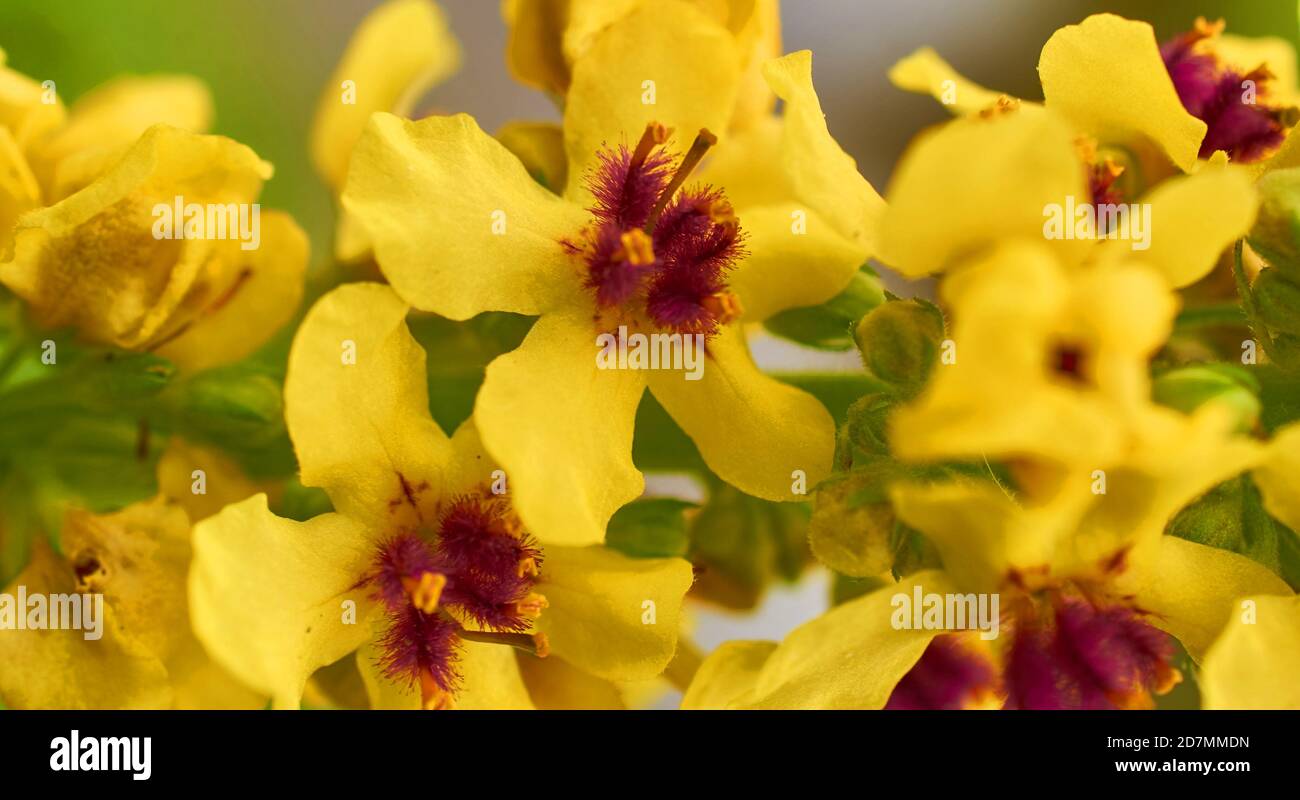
(361, 533, 444, 613)
(885, 634, 997, 710)
(375, 603, 462, 693)
(434, 496, 543, 633)
(584, 223, 658, 307)
(586, 143, 675, 229)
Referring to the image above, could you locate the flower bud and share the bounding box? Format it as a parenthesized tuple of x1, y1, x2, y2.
(1152, 364, 1260, 432)
(853, 298, 944, 396)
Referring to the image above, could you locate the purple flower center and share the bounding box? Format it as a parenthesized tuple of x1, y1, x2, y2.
(885, 634, 998, 710)
(572, 123, 746, 336)
(1160, 18, 1295, 163)
(358, 490, 545, 709)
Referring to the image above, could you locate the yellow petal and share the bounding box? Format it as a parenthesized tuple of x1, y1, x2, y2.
(727, 203, 868, 321)
(475, 309, 646, 546)
(0, 125, 40, 257)
(156, 437, 263, 523)
(155, 209, 308, 372)
(892, 481, 1062, 594)
(1116, 164, 1257, 287)
(452, 640, 537, 709)
(503, 0, 574, 96)
(696, 116, 789, 208)
(495, 120, 568, 193)
(647, 324, 835, 501)
(726, 0, 782, 130)
(1217, 33, 1299, 103)
(878, 110, 1088, 277)
(35, 75, 213, 196)
(190, 495, 379, 709)
(0, 124, 269, 350)
(561, 0, 741, 200)
(1201, 594, 1300, 709)
(285, 282, 452, 530)
(343, 112, 587, 318)
(888, 242, 1128, 467)
(761, 50, 884, 249)
(534, 545, 693, 682)
(680, 640, 774, 709)
(723, 571, 954, 708)
(1134, 535, 1291, 660)
(1252, 423, 1300, 533)
(517, 652, 625, 709)
(0, 60, 66, 150)
(310, 0, 460, 190)
(0, 542, 171, 709)
(1038, 13, 1205, 172)
(888, 47, 1008, 116)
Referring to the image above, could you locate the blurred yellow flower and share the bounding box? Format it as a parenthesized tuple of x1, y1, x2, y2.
(0, 50, 308, 372)
(310, 0, 461, 260)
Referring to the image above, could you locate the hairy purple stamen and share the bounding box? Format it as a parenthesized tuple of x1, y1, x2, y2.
(578, 123, 745, 336)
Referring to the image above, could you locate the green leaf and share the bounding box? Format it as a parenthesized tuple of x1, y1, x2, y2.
(605, 497, 695, 558)
(407, 311, 533, 433)
(763, 268, 886, 351)
(1168, 473, 1300, 590)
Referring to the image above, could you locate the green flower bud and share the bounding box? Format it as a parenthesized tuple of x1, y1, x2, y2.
(853, 298, 944, 396)
(1248, 166, 1300, 282)
(172, 365, 285, 447)
(1152, 364, 1261, 432)
(1253, 267, 1300, 336)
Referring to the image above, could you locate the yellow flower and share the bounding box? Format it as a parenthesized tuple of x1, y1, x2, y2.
(504, 0, 782, 131)
(0, 50, 307, 372)
(344, 3, 881, 544)
(684, 447, 1293, 709)
(887, 239, 1183, 476)
(189, 283, 694, 709)
(1252, 421, 1300, 534)
(1200, 593, 1300, 709)
(310, 0, 461, 260)
(892, 14, 1299, 172)
(878, 105, 1257, 287)
(0, 498, 261, 709)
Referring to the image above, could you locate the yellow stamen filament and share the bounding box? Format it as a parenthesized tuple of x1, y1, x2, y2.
(629, 121, 673, 177)
(645, 128, 718, 233)
(616, 229, 655, 266)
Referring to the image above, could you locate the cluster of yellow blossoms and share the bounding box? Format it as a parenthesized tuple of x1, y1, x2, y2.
(0, 2, 1296, 710)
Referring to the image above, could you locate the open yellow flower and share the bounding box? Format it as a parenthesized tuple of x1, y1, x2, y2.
(310, 0, 460, 260)
(684, 443, 1292, 709)
(189, 283, 694, 709)
(0, 498, 261, 709)
(878, 103, 1257, 286)
(887, 239, 1235, 491)
(891, 14, 1299, 173)
(344, 3, 881, 545)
